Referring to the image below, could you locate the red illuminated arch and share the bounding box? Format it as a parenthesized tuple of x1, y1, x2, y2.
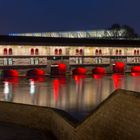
(9, 48, 12, 55)
(2, 69, 18, 77)
(35, 48, 39, 55)
(55, 49, 58, 55)
(59, 49, 62, 55)
(113, 62, 125, 73)
(31, 48, 34, 55)
(26, 69, 45, 77)
(3, 48, 7, 55)
(92, 67, 106, 75)
(72, 67, 87, 75)
(58, 63, 66, 75)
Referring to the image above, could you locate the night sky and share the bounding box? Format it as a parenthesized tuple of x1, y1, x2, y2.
(0, 0, 140, 34)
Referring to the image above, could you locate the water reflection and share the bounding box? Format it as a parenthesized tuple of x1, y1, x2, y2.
(1, 75, 140, 121)
(28, 77, 45, 82)
(3, 77, 19, 102)
(3, 81, 13, 101)
(29, 79, 35, 95)
(53, 79, 59, 102)
(4, 81, 10, 101)
(73, 75, 85, 95)
(112, 74, 125, 89)
(29, 78, 44, 105)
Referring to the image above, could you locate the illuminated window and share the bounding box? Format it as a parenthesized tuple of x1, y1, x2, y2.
(35, 58, 39, 64)
(116, 50, 118, 55)
(119, 50, 122, 55)
(134, 50, 137, 55)
(3, 58, 8, 65)
(79, 57, 83, 64)
(9, 48, 12, 55)
(76, 49, 79, 54)
(55, 49, 58, 55)
(8, 58, 13, 65)
(99, 49, 102, 55)
(30, 58, 34, 65)
(3, 48, 7, 55)
(80, 49, 83, 55)
(95, 49, 98, 55)
(137, 50, 139, 55)
(31, 48, 34, 55)
(59, 49, 62, 55)
(35, 48, 39, 55)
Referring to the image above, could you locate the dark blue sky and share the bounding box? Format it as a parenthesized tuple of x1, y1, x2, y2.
(0, 0, 140, 34)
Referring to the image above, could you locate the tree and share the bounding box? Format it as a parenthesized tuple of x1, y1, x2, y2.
(108, 24, 138, 38)
(109, 24, 121, 30)
(121, 25, 138, 38)
(108, 23, 121, 38)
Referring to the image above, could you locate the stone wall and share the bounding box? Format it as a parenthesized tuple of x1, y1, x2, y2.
(0, 102, 76, 140)
(0, 89, 140, 140)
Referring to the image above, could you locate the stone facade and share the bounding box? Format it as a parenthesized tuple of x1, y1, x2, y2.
(0, 45, 140, 73)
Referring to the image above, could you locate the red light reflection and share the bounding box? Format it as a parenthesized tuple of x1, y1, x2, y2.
(112, 74, 124, 89)
(53, 79, 59, 102)
(131, 73, 140, 76)
(58, 76, 66, 85)
(52, 76, 66, 102)
(131, 66, 140, 76)
(73, 75, 85, 84)
(73, 75, 85, 95)
(26, 69, 45, 77)
(92, 74, 104, 79)
(29, 77, 45, 82)
(3, 77, 18, 84)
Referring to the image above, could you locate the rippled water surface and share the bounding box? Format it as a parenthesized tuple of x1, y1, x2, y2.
(0, 74, 140, 121)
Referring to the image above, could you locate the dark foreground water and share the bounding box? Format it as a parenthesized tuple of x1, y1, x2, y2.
(0, 74, 140, 121)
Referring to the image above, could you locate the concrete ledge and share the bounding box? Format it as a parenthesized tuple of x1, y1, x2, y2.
(1, 89, 140, 140)
(0, 101, 77, 140)
(0, 121, 51, 140)
(76, 89, 140, 140)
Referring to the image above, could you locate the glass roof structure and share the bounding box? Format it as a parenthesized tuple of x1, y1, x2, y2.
(9, 30, 125, 38)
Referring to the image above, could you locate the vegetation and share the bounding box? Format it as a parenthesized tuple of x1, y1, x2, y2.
(108, 23, 138, 38)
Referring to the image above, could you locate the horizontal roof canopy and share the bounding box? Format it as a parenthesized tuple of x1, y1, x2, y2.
(0, 35, 140, 47)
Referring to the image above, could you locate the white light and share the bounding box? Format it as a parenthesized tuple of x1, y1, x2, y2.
(4, 82, 9, 94)
(3, 81, 10, 101)
(30, 80, 35, 95)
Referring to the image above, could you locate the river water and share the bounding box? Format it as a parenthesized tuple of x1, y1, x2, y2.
(0, 74, 140, 121)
